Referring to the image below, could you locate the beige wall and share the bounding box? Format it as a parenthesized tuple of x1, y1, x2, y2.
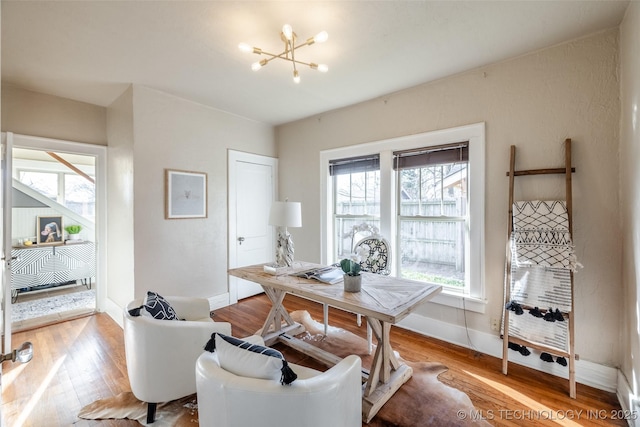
(106, 86, 136, 309)
(619, 0, 640, 407)
(2, 85, 107, 145)
(128, 85, 275, 300)
(276, 29, 621, 367)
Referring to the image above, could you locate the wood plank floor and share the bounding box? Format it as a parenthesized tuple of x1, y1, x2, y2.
(1, 293, 627, 426)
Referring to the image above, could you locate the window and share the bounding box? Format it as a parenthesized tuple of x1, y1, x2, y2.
(321, 123, 485, 312)
(394, 143, 468, 290)
(15, 149, 96, 222)
(18, 171, 59, 201)
(329, 155, 380, 259)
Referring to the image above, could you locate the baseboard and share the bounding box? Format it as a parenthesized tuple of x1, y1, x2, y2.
(208, 292, 230, 311)
(398, 312, 618, 393)
(617, 370, 639, 427)
(104, 297, 124, 329)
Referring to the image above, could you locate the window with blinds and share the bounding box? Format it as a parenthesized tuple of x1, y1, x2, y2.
(329, 154, 380, 259)
(394, 142, 469, 290)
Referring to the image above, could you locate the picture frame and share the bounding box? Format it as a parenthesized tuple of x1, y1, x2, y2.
(165, 169, 208, 219)
(37, 215, 63, 245)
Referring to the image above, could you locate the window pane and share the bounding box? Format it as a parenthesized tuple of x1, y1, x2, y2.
(335, 171, 380, 216)
(399, 219, 465, 288)
(399, 163, 467, 216)
(18, 171, 58, 201)
(334, 169, 380, 260)
(65, 174, 96, 221)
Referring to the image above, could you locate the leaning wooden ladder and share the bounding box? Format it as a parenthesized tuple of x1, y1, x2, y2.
(501, 138, 577, 398)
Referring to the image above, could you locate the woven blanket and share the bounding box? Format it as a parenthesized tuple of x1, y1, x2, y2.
(511, 200, 577, 271)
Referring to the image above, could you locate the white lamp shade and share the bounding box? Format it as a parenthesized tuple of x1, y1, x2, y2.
(269, 201, 302, 228)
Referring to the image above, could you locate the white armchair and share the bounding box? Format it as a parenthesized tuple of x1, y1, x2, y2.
(195, 335, 363, 427)
(123, 296, 231, 423)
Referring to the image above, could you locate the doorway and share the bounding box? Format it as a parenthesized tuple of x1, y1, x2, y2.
(2, 133, 106, 333)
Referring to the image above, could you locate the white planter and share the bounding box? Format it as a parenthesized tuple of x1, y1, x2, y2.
(68, 234, 80, 241)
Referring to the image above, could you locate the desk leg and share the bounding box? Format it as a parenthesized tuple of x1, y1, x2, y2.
(260, 286, 305, 346)
(362, 318, 412, 423)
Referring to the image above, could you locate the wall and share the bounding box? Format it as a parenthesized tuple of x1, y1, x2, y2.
(105, 86, 135, 310)
(619, 1, 640, 415)
(2, 85, 107, 145)
(129, 86, 275, 300)
(276, 29, 621, 368)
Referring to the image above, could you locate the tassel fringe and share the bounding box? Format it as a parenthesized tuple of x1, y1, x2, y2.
(204, 333, 217, 352)
(280, 360, 298, 385)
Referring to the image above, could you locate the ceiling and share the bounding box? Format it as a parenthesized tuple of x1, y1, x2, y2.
(1, 1, 630, 126)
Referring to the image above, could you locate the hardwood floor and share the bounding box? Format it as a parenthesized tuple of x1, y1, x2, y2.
(1, 294, 627, 426)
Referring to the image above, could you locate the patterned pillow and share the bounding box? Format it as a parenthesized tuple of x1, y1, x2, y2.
(127, 291, 180, 320)
(204, 333, 297, 385)
(144, 291, 179, 320)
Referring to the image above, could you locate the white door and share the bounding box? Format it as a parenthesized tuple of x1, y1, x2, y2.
(228, 151, 277, 302)
(1, 133, 14, 360)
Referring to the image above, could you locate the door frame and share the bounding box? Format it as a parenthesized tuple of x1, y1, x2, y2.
(228, 150, 278, 304)
(4, 133, 107, 314)
(2, 132, 15, 356)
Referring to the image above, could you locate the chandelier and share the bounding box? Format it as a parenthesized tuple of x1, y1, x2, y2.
(239, 24, 328, 84)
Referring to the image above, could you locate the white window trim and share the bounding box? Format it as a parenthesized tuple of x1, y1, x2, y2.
(320, 122, 486, 313)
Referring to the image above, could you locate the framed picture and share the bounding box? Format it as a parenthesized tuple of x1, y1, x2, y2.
(165, 169, 208, 219)
(37, 216, 63, 245)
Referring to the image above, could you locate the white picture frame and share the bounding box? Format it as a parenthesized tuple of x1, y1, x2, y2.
(165, 169, 208, 219)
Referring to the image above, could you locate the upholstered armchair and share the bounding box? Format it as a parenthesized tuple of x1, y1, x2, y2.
(195, 335, 363, 427)
(123, 296, 232, 423)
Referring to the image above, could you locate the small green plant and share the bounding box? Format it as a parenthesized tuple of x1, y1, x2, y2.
(65, 225, 82, 234)
(340, 258, 362, 276)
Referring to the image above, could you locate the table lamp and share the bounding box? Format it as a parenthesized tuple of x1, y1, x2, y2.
(269, 199, 302, 267)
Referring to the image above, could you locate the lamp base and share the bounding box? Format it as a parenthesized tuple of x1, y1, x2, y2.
(275, 229, 295, 267)
(263, 263, 291, 276)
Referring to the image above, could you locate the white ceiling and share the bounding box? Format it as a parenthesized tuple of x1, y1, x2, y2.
(1, 1, 630, 126)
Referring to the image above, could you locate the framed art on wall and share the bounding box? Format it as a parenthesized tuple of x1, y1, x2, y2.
(165, 169, 208, 219)
(37, 215, 63, 244)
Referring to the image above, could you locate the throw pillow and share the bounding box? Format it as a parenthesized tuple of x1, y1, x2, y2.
(144, 291, 179, 320)
(204, 333, 297, 385)
(128, 291, 179, 320)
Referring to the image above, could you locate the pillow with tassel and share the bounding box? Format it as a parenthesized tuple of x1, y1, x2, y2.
(204, 333, 297, 385)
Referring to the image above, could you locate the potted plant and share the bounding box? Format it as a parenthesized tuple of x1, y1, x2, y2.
(65, 224, 82, 240)
(339, 244, 370, 292)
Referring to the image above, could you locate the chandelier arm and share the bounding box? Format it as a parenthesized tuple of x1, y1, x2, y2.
(254, 50, 316, 68)
(291, 40, 315, 51)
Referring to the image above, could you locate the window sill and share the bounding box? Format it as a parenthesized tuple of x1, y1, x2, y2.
(428, 289, 487, 313)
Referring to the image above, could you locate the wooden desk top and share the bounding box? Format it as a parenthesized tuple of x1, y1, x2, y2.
(228, 262, 442, 324)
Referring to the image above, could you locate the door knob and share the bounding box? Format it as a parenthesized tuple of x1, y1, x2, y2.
(238, 237, 245, 245)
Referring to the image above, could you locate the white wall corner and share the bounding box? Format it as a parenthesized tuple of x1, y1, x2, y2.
(208, 293, 230, 311)
(104, 297, 124, 329)
(398, 312, 618, 393)
(617, 370, 640, 427)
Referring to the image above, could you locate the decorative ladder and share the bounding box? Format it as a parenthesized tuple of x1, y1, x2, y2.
(501, 138, 577, 398)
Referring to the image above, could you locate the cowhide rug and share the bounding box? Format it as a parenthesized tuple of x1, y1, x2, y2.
(77, 392, 198, 426)
(78, 310, 489, 426)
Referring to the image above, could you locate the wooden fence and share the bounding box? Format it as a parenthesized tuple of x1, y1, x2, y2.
(335, 199, 465, 272)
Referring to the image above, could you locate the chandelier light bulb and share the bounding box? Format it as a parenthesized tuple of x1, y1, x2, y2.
(238, 43, 252, 53)
(293, 70, 300, 84)
(317, 64, 329, 73)
(314, 31, 328, 44)
(282, 24, 293, 40)
(252, 59, 267, 71)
